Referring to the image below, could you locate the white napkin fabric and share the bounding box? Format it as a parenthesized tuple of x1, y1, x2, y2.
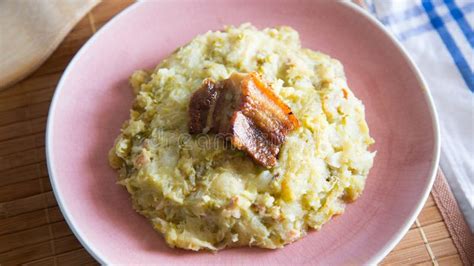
(0, 0, 99, 89)
(364, 0, 474, 230)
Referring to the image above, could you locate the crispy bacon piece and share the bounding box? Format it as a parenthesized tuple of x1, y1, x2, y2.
(188, 72, 299, 168)
(189, 79, 220, 134)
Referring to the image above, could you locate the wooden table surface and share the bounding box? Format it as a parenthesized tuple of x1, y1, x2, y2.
(0, 1, 464, 265)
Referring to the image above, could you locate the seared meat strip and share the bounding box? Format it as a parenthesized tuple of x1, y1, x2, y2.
(188, 79, 220, 134)
(230, 112, 281, 167)
(188, 72, 299, 168)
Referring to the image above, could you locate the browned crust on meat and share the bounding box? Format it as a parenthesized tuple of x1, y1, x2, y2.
(240, 73, 299, 145)
(188, 79, 219, 134)
(230, 111, 280, 167)
(188, 72, 300, 168)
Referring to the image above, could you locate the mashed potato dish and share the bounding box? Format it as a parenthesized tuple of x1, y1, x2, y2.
(108, 24, 375, 251)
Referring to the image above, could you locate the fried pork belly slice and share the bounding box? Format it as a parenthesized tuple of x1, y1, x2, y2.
(188, 72, 299, 168)
(230, 112, 281, 168)
(188, 79, 219, 134)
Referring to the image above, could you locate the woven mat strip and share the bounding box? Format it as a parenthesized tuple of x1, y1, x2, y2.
(432, 170, 474, 265)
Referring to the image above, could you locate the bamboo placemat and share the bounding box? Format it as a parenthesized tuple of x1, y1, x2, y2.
(0, 1, 467, 265)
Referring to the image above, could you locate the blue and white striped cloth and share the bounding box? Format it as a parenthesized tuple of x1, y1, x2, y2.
(364, 0, 474, 231)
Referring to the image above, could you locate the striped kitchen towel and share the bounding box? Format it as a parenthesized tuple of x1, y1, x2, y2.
(363, 0, 473, 231)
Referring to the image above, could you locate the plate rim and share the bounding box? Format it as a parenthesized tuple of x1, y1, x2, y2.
(45, 1, 441, 264)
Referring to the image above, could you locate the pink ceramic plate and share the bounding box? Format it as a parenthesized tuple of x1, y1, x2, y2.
(46, 1, 440, 264)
